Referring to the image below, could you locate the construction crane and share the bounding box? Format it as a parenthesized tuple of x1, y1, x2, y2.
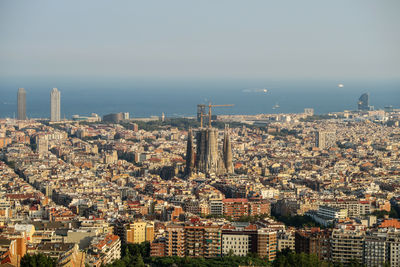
(207, 102, 234, 127)
(199, 111, 208, 128)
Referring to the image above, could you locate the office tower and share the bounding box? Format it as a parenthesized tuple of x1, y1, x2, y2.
(185, 128, 195, 176)
(358, 93, 370, 111)
(315, 131, 336, 149)
(50, 88, 61, 122)
(223, 126, 233, 173)
(17, 88, 26, 120)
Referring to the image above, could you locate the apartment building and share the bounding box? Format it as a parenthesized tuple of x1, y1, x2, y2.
(126, 221, 154, 244)
(223, 198, 249, 220)
(222, 234, 249, 256)
(185, 225, 221, 258)
(331, 225, 365, 264)
(257, 228, 277, 262)
(165, 225, 185, 257)
(295, 228, 331, 261)
(88, 234, 121, 266)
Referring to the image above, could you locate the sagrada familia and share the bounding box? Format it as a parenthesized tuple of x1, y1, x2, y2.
(185, 126, 233, 176)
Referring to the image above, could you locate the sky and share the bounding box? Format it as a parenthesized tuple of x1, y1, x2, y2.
(0, 0, 399, 80)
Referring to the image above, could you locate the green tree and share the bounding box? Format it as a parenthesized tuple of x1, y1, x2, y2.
(134, 254, 145, 267)
(20, 253, 56, 267)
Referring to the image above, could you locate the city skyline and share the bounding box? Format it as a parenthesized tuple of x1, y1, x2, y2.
(3, 85, 398, 120)
(0, 1, 399, 266)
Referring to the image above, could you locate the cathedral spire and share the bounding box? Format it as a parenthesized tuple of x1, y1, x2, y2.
(223, 125, 233, 174)
(185, 128, 195, 176)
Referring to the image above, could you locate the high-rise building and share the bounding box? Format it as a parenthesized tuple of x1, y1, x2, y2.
(315, 131, 336, 150)
(358, 93, 371, 111)
(17, 88, 26, 120)
(50, 88, 61, 122)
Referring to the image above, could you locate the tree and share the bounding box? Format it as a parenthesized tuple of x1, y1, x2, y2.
(134, 254, 145, 267)
(20, 253, 56, 267)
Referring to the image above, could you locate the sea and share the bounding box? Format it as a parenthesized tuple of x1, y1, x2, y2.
(0, 77, 399, 119)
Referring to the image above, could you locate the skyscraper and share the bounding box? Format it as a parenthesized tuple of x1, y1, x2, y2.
(358, 93, 370, 111)
(50, 88, 61, 122)
(17, 88, 26, 120)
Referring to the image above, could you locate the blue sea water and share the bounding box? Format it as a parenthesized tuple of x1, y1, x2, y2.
(0, 77, 399, 119)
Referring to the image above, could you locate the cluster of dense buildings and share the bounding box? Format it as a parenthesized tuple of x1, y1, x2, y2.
(0, 101, 399, 266)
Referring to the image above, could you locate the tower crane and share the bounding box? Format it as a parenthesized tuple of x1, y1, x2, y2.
(199, 111, 208, 128)
(207, 102, 234, 128)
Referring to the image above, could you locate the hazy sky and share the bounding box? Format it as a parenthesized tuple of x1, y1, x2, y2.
(0, 0, 399, 79)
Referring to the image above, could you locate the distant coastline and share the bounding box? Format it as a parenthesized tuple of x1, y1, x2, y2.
(0, 79, 399, 119)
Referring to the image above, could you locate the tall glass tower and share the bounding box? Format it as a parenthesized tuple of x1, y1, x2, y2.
(358, 93, 370, 111)
(17, 88, 26, 120)
(50, 88, 61, 122)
